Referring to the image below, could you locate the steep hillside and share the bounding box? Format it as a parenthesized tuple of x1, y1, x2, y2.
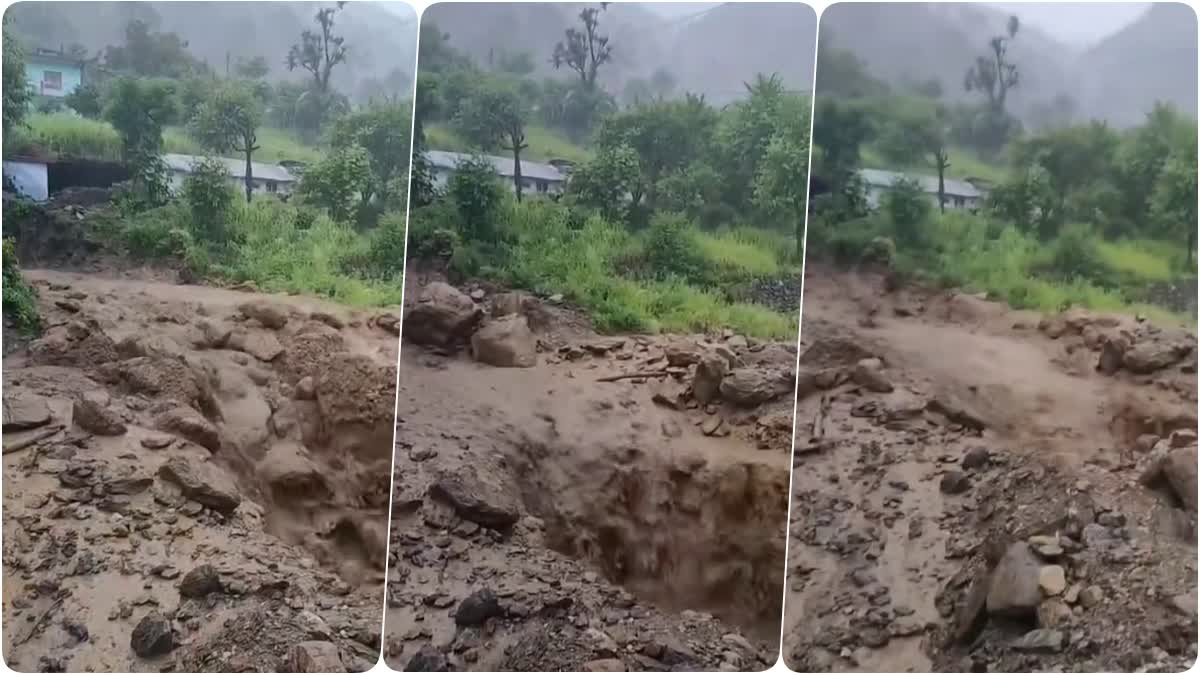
(1076, 2, 1198, 125)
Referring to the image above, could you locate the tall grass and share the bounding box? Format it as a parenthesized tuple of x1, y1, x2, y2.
(860, 143, 1008, 183)
(5, 113, 123, 160)
(426, 122, 593, 163)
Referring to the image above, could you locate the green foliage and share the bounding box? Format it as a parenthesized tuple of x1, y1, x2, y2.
(448, 155, 506, 244)
(4, 112, 123, 160)
(103, 76, 178, 158)
(567, 143, 640, 223)
(188, 81, 263, 201)
(882, 177, 931, 246)
(65, 82, 103, 118)
(3, 24, 33, 136)
(355, 211, 410, 280)
(182, 157, 236, 245)
(102, 19, 207, 79)
(298, 145, 371, 223)
(329, 102, 413, 210)
(2, 237, 40, 334)
(752, 95, 812, 254)
(1033, 222, 1107, 282)
(641, 212, 706, 283)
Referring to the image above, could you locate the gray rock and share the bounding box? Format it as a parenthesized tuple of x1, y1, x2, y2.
(238, 300, 290, 329)
(179, 564, 222, 598)
(962, 446, 991, 470)
(719, 368, 791, 407)
(2, 388, 52, 431)
(288, 641, 345, 673)
(430, 468, 519, 529)
(405, 645, 450, 672)
(470, 315, 537, 368)
(154, 407, 221, 453)
(851, 359, 893, 393)
(157, 456, 241, 513)
(987, 543, 1042, 618)
(940, 471, 971, 495)
(1012, 628, 1064, 653)
(130, 612, 175, 657)
(72, 390, 127, 435)
(692, 354, 728, 404)
(456, 589, 503, 626)
(227, 328, 284, 362)
(403, 282, 482, 347)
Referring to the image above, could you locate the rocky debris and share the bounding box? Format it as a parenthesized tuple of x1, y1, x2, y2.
(851, 358, 893, 393)
(470, 315, 537, 368)
(455, 589, 504, 626)
(1012, 628, 1064, 654)
(1141, 445, 1198, 512)
(228, 328, 285, 362)
(405, 645, 450, 671)
(987, 542, 1042, 618)
(155, 406, 221, 453)
(430, 468, 519, 529)
(403, 282, 482, 347)
(179, 564, 223, 598)
(1037, 565, 1066, 596)
(288, 641, 345, 673)
(664, 341, 705, 367)
(372, 311, 402, 335)
(719, 368, 791, 407)
(692, 354, 728, 404)
(239, 300, 290, 329)
(940, 470, 971, 495)
(3, 388, 53, 430)
(1097, 337, 1127, 375)
(157, 456, 241, 513)
(141, 433, 175, 450)
(1123, 340, 1191, 374)
(962, 446, 991, 470)
(72, 389, 127, 435)
(131, 612, 175, 657)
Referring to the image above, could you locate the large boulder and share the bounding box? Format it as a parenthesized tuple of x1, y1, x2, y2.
(155, 406, 221, 453)
(403, 282, 482, 347)
(430, 467, 520, 529)
(470, 315, 537, 368)
(157, 456, 241, 513)
(986, 542, 1042, 618)
(692, 353, 728, 404)
(3, 388, 52, 431)
(1123, 340, 1191, 374)
(72, 389, 127, 435)
(719, 368, 792, 407)
(238, 300, 290, 330)
(1142, 445, 1198, 512)
(227, 328, 284, 362)
(288, 641, 345, 673)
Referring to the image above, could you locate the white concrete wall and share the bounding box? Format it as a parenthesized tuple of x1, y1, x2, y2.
(3, 161, 49, 202)
(169, 171, 294, 197)
(432, 166, 563, 196)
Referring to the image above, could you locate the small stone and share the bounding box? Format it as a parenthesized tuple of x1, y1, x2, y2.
(288, 641, 345, 673)
(939, 471, 970, 495)
(455, 589, 503, 626)
(178, 564, 222, 598)
(1037, 599, 1072, 628)
(295, 377, 316, 400)
(130, 612, 174, 657)
(962, 446, 990, 470)
(1038, 566, 1067, 596)
(72, 390, 127, 436)
(1078, 585, 1103, 608)
(140, 434, 174, 450)
(404, 645, 449, 672)
(582, 659, 626, 671)
(701, 417, 724, 436)
(1013, 628, 1064, 653)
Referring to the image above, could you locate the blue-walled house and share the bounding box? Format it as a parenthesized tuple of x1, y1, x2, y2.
(24, 48, 85, 98)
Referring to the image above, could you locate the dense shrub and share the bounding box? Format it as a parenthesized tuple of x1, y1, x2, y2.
(182, 157, 236, 245)
(2, 237, 40, 334)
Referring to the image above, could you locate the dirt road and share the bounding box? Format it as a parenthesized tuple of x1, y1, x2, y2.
(3, 270, 399, 672)
(783, 264, 1198, 672)
(382, 275, 795, 671)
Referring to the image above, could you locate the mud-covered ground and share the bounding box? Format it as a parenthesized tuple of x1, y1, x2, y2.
(382, 273, 797, 671)
(783, 264, 1198, 673)
(2, 270, 401, 672)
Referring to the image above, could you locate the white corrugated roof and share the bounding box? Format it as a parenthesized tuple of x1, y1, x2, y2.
(858, 168, 983, 199)
(424, 150, 565, 183)
(163, 153, 296, 183)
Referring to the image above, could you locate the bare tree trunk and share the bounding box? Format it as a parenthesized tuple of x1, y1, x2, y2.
(512, 145, 523, 203)
(937, 166, 946, 213)
(244, 151, 253, 203)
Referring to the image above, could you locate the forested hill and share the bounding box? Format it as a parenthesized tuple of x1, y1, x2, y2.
(819, 2, 1196, 128)
(422, 2, 816, 104)
(5, 1, 417, 100)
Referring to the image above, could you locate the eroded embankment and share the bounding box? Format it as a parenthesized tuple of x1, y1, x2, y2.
(2, 271, 401, 672)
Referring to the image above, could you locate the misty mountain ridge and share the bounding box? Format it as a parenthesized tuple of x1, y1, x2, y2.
(822, 2, 1196, 127)
(5, 1, 417, 100)
(423, 2, 816, 105)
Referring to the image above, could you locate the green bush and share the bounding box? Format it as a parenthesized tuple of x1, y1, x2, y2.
(642, 211, 706, 283)
(357, 211, 411, 280)
(405, 202, 461, 263)
(448, 155, 506, 245)
(119, 205, 192, 260)
(2, 238, 40, 334)
(182, 157, 236, 245)
(1033, 222, 1109, 285)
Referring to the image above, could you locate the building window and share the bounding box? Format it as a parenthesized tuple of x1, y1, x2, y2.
(266, 180, 278, 193)
(42, 71, 63, 92)
(536, 180, 548, 193)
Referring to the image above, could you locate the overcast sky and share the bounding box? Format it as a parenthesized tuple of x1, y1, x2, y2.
(642, 2, 1149, 46)
(987, 2, 1149, 45)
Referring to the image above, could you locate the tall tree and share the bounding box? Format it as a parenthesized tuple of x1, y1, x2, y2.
(329, 102, 412, 209)
(964, 15, 1020, 114)
(189, 82, 263, 203)
(103, 77, 177, 160)
(907, 106, 952, 212)
(103, 19, 205, 79)
(552, 4, 613, 90)
(288, 3, 348, 94)
(3, 21, 33, 136)
(454, 81, 530, 201)
(753, 95, 813, 256)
